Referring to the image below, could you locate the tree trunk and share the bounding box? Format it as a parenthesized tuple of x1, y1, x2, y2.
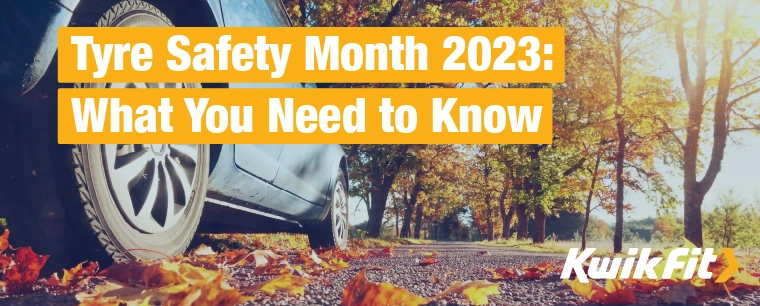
(400, 207, 414, 238)
(612, 3, 626, 254)
(502, 206, 514, 239)
(516, 204, 529, 240)
(413, 202, 423, 239)
(582, 152, 602, 250)
(367, 187, 391, 237)
(498, 186, 512, 239)
(533, 209, 546, 243)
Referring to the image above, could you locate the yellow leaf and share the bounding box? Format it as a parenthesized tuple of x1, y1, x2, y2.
(433, 280, 500, 305)
(245, 273, 312, 296)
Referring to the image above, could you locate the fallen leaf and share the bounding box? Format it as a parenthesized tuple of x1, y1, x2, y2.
(658, 281, 698, 305)
(0, 229, 9, 253)
(245, 273, 312, 296)
(476, 251, 490, 256)
(190, 244, 216, 256)
(371, 247, 394, 258)
(3, 247, 49, 294)
(520, 262, 555, 279)
(341, 269, 427, 306)
(165, 273, 253, 306)
(0, 254, 11, 270)
(54, 261, 99, 287)
(433, 280, 501, 305)
(416, 257, 438, 266)
(487, 267, 522, 280)
(76, 278, 186, 305)
(731, 269, 760, 289)
(563, 278, 636, 305)
(77, 293, 121, 306)
(430, 272, 451, 284)
(98, 260, 213, 288)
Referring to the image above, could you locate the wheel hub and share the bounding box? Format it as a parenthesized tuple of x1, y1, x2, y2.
(101, 144, 199, 233)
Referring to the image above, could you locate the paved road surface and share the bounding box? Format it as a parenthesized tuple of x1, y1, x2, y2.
(2, 241, 758, 305)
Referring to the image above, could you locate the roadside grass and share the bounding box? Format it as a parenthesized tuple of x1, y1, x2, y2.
(195, 233, 433, 251)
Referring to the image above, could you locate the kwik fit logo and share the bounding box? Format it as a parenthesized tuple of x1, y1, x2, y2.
(559, 247, 739, 283)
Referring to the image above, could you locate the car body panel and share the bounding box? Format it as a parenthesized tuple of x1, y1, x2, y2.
(0, 0, 71, 98)
(273, 145, 334, 205)
(234, 145, 283, 182)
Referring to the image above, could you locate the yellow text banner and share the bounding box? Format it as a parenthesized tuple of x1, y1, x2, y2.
(58, 27, 565, 83)
(58, 88, 552, 144)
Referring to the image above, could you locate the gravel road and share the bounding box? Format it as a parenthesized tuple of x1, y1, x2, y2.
(3, 241, 760, 305)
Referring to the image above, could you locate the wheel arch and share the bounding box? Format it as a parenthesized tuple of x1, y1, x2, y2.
(70, 0, 224, 28)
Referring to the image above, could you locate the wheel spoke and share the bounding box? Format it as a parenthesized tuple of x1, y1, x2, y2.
(162, 163, 176, 226)
(136, 161, 160, 222)
(115, 149, 153, 185)
(169, 144, 198, 164)
(167, 156, 193, 203)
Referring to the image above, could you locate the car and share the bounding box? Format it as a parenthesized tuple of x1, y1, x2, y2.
(0, 0, 348, 271)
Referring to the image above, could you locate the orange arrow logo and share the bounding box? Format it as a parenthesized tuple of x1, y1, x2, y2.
(716, 248, 738, 283)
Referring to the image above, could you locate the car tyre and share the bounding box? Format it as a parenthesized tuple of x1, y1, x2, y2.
(0, 0, 208, 272)
(306, 169, 349, 250)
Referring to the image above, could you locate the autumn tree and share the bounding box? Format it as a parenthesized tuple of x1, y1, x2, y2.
(344, 145, 413, 238)
(663, 0, 760, 246)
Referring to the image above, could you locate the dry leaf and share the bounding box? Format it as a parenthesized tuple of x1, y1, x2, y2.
(76, 277, 189, 305)
(731, 269, 760, 289)
(165, 274, 252, 306)
(520, 262, 555, 279)
(563, 278, 636, 305)
(52, 261, 99, 287)
(191, 244, 216, 256)
(416, 257, 438, 266)
(487, 267, 522, 280)
(77, 293, 121, 306)
(341, 269, 427, 306)
(433, 280, 501, 305)
(476, 251, 490, 256)
(245, 273, 312, 296)
(99, 260, 213, 288)
(3, 247, 49, 294)
(0, 229, 9, 253)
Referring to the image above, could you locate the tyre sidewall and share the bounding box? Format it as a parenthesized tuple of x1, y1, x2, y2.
(80, 145, 208, 260)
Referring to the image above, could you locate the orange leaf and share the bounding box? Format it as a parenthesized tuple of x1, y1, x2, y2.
(563, 278, 636, 305)
(417, 257, 438, 266)
(3, 247, 49, 294)
(54, 261, 99, 287)
(341, 269, 427, 306)
(77, 293, 120, 306)
(487, 267, 521, 280)
(245, 273, 312, 296)
(0, 229, 9, 253)
(165, 273, 252, 306)
(518, 261, 556, 279)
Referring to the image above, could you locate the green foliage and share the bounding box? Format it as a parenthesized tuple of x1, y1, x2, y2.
(703, 191, 760, 249)
(650, 213, 684, 243)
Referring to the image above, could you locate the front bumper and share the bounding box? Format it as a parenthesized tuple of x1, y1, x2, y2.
(0, 0, 73, 99)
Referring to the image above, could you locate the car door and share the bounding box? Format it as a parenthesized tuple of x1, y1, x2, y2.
(220, 0, 299, 181)
(271, 84, 333, 205)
